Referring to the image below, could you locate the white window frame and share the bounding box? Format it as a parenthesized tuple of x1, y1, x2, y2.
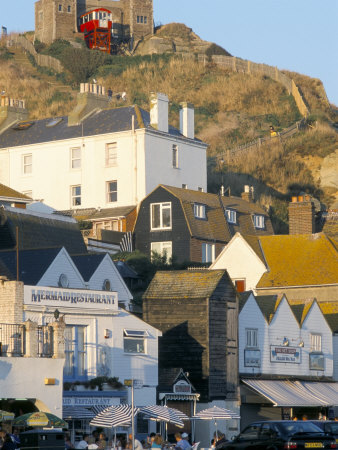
(172, 144, 178, 168)
(202, 243, 215, 263)
(151, 241, 172, 261)
(246, 328, 258, 348)
(150, 202, 172, 230)
(23, 154, 32, 175)
(64, 325, 87, 378)
(310, 333, 322, 352)
(71, 185, 81, 207)
(105, 142, 117, 166)
(123, 329, 148, 354)
(70, 147, 81, 169)
(107, 180, 117, 203)
(226, 209, 237, 224)
(253, 214, 265, 229)
(194, 203, 206, 219)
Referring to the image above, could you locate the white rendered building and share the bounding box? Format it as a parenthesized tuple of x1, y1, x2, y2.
(0, 88, 207, 211)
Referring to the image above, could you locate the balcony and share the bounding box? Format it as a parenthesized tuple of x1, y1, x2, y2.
(0, 322, 57, 358)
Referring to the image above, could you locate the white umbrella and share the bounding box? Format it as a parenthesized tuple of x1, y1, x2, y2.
(90, 404, 137, 428)
(140, 405, 188, 428)
(192, 406, 240, 439)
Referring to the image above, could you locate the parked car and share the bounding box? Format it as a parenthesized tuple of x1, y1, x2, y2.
(310, 421, 338, 443)
(220, 420, 336, 449)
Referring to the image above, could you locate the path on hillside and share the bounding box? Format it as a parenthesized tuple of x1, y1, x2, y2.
(9, 46, 74, 94)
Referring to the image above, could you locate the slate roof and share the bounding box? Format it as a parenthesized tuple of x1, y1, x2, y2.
(161, 185, 273, 242)
(0, 206, 87, 254)
(0, 106, 203, 149)
(114, 260, 139, 279)
(58, 205, 136, 221)
(71, 254, 106, 281)
(254, 233, 338, 288)
(239, 292, 282, 323)
(288, 299, 315, 325)
(0, 183, 31, 202)
(0, 247, 62, 284)
(143, 269, 227, 299)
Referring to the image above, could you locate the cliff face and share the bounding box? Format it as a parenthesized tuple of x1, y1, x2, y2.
(135, 23, 231, 56)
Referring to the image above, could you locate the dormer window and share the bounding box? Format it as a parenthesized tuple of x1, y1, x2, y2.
(226, 209, 236, 224)
(253, 214, 265, 229)
(194, 203, 206, 219)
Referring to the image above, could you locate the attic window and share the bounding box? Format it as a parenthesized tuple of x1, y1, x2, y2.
(12, 121, 34, 131)
(253, 214, 265, 229)
(194, 203, 206, 219)
(103, 279, 111, 291)
(58, 273, 69, 288)
(226, 209, 237, 224)
(46, 117, 63, 128)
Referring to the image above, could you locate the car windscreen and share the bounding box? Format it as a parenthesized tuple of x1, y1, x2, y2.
(278, 422, 324, 435)
(324, 423, 338, 434)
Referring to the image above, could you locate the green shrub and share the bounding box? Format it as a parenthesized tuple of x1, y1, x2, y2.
(44, 39, 71, 58)
(0, 48, 13, 60)
(34, 39, 46, 53)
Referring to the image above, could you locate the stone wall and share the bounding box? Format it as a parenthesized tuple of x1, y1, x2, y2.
(0, 279, 24, 323)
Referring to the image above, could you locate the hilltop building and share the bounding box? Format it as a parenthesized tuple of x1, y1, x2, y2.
(34, 0, 153, 46)
(0, 88, 207, 211)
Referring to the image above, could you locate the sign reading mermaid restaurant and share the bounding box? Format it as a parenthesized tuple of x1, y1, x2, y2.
(24, 285, 118, 311)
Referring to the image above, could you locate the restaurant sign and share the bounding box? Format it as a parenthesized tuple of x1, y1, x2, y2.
(270, 345, 300, 363)
(24, 285, 118, 311)
(63, 396, 120, 407)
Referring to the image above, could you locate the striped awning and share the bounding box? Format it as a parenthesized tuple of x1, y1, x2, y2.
(301, 381, 338, 406)
(242, 379, 330, 407)
(63, 407, 95, 420)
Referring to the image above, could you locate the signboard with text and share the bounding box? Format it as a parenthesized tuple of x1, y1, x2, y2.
(244, 349, 261, 367)
(63, 396, 120, 407)
(270, 345, 300, 363)
(24, 285, 118, 311)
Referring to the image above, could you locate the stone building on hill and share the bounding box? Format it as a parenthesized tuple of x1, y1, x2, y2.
(35, 0, 153, 45)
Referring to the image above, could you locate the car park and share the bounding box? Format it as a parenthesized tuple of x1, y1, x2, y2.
(220, 420, 336, 449)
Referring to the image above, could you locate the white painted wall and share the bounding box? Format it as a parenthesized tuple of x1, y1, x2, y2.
(88, 254, 132, 305)
(1, 128, 207, 211)
(333, 335, 338, 380)
(210, 234, 266, 292)
(0, 357, 64, 414)
(239, 294, 334, 378)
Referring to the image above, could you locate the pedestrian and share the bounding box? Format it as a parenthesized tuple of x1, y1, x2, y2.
(214, 431, 228, 450)
(107, 88, 113, 100)
(174, 433, 191, 450)
(1, 434, 16, 450)
(151, 434, 163, 449)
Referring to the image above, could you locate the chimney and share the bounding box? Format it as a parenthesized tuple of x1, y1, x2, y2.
(0, 96, 28, 135)
(68, 83, 110, 126)
(150, 92, 169, 133)
(288, 195, 315, 235)
(180, 102, 194, 139)
(241, 185, 254, 203)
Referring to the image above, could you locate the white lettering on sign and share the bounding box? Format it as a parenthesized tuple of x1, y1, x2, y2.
(24, 285, 118, 311)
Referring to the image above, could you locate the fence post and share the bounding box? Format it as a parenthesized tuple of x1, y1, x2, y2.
(24, 320, 38, 358)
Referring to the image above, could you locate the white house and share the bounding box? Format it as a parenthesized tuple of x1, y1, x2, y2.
(239, 292, 338, 427)
(0, 88, 207, 211)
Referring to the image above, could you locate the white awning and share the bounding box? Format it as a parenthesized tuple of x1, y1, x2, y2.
(301, 381, 338, 406)
(242, 379, 330, 407)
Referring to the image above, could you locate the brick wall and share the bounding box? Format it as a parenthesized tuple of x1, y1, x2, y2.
(289, 199, 315, 235)
(0, 279, 24, 323)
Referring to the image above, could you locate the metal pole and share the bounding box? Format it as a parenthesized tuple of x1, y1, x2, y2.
(16, 226, 19, 281)
(132, 379, 135, 450)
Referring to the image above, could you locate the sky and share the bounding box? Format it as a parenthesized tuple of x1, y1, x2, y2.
(2, 0, 338, 106)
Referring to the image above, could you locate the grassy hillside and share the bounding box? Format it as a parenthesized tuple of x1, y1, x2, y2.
(1, 27, 337, 232)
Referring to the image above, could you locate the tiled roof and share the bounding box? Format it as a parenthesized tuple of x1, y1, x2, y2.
(256, 233, 338, 288)
(288, 299, 316, 325)
(0, 206, 87, 254)
(0, 247, 62, 284)
(255, 295, 282, 323)
(0, 106, 203, 149)
(239, 291, 252, 312)
(321, 210, 338, 241)
(58, 205, 136, 221)
(317, 301, 338, 332)
(161, 185, 273, 242)
(241, 234, 266, 265)
(0, 183, 31, 202)
(143, 269, 227, 299)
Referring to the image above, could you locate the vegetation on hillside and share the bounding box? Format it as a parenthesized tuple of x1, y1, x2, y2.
(1, 32, 337, 227)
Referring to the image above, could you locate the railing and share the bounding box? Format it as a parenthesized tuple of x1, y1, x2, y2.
(0, 323, 25, 356)
(37, 325, 54, 358)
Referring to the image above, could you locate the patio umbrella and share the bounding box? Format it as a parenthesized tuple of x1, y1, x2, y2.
(140, 405, 187, 427)
(192, 406, 240, 439)
(90, 404, 137, 428)
(0, 410, 15, 421)
(63, 406, 95, 420)
(13, 411, 68, 428)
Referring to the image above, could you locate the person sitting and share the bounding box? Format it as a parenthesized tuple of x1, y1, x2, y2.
(151, 434, 163, 449)
(1, 434, 16, 450)
(128, 433, 143, 450)
(175, 433, 191, 450)
(77, 434, 90, 449)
